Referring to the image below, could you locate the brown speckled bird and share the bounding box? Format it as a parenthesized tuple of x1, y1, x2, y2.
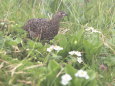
(23, 11, 67, 40)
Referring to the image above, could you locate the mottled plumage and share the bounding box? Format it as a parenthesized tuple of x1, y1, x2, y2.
(23, 11, 67, 40)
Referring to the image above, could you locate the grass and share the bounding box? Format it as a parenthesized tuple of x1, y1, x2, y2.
(0, 0, 115, 86)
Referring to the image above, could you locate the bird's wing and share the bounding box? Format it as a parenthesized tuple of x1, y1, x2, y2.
(23, 18, 49, 38)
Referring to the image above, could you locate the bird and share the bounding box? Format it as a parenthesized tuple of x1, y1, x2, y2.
(23, 11, 67, 41)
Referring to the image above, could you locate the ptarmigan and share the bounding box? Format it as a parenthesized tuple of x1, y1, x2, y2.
(23, 11, 67, 40)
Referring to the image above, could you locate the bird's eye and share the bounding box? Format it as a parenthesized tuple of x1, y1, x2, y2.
(60, 12, 64, 15)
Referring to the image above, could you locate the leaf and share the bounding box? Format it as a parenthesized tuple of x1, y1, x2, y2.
(41, 60, 61, 86)
(48, 60, 60, 71)
(53, 34, 71, 56)
(5, 37, 22, 46)
(64, 64, 77, 77)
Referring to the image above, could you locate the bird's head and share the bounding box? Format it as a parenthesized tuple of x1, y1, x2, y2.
(56, 11, 67, 18)
(52, 11, 67, 22)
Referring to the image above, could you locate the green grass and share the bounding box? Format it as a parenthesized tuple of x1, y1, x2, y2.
(0, 0, 115, 86)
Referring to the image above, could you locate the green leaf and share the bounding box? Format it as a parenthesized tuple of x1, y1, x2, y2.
(48, 60, 60, 71)
(64, 64, 77, 77)
(5, 37, 22, 46)
(41, 60, 61, 86)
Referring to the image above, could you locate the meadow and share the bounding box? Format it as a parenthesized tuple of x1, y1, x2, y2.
(0, 0, 115, 86)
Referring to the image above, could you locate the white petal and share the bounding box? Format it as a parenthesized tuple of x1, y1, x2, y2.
(77, 57, 83, 63)
(69, 51, 75, 55)
(47, 48, 52, 52)
(61, 80, 69, 85)
(69, 51, 82, 56)
(75, 51, 82, 56)
(61, 74, 72, 81)
(75, 70, 89, 79)
(85, 75, 89, 79)
(75, 73, 79, 77)
(53, 45, 63, 51)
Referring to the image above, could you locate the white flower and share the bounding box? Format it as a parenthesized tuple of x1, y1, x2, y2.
(69, 51, 76, 55)
(47, 47, 53, 52)
(69, 51, 82, 56)
(77, 57, 83, 63)
(61, 74, 72, 81)
(75, 70, 89, 79)
(75, 51, 82, 57)
(61, 74, 72, 85)
(47, 45, 55, 52)
(53, 45, 63, 51)
(47, 45, 63, 52)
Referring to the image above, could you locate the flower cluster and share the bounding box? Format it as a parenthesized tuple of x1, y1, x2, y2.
(47, 45, 63, 52)
(61, 70, 89, 85)
(85, 27, 101, 34)
(69, 51, 83, 63)
(47, 45, 83, 63)
(47, 45, 90, 86)
(61, 74, 72, 85)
